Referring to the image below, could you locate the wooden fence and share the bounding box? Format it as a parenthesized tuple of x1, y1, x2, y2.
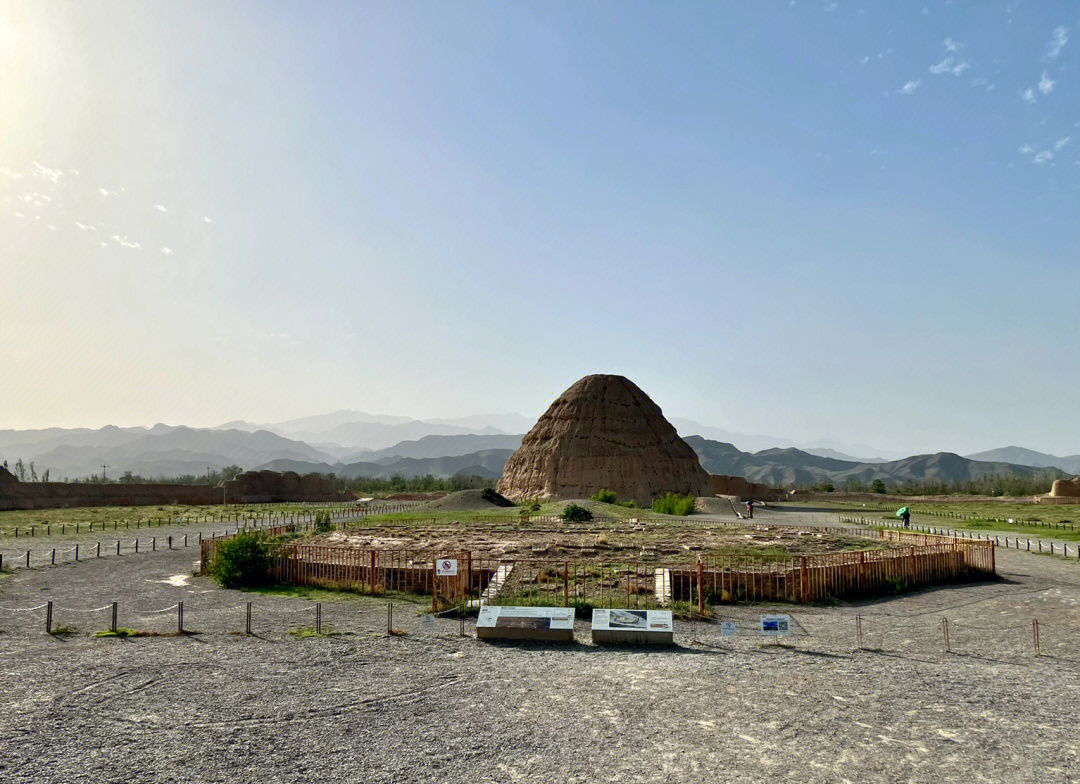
(201, 527, 995, 608)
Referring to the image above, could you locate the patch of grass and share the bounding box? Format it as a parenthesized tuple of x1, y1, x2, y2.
(50, 624, 78, 636)
(652, 493, 696, 516)
(945, 519, 1080, 543)
(0, 501, 349, 539)
(243, 583, 428, 605)
(289, 625, 340, 639)
(94, 627, 147, 638)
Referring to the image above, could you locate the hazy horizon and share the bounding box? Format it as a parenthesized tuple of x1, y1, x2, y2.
(2, 2, 1077, 456)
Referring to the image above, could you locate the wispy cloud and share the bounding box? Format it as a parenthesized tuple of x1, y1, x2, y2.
(75, 222, 97, 231)
(1038, 72, 1055, 95)
(929, 57, 969, 76)
(944, 37, 960, 52)
(1047, 25, 1069, 58)
(112, 235, 141, 249)
(30, 161, 62, 183)
(161, 247, 172, 255)
(0, 167, 23, 180)
(1019, 87, 1036, 104)
(899, 80, 920, 95)
(824, 1, 838, 12)
(155, 204, 168, 213)
(1055, 137, 1072, 150)
(1019, 144, 1034, 154)
(202, 216, 212, 223)
(1033, 150, 1053, 164)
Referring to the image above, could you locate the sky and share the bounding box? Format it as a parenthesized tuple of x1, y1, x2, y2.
(1, 1, 1078, 457)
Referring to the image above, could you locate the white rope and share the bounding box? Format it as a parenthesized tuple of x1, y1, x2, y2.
(137, 603, 181, 615)
(0, 603, 50, 612)
(52, 604, 114, 613)
(280, 604, 318, 615)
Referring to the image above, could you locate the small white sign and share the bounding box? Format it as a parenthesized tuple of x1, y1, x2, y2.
(760, 614, 791, 636)
(436, 558, 458, 576)
(721, 621, 737, 637)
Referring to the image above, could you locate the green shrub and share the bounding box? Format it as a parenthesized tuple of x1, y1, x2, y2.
(591, 489, 618, 504)
(652, 493, 696, 516)
(871, 479, 887, 494)
(209, 532, 272, 588)
(618, 499, 638, 509)
(313, 511, 333, 533)
(561, 503, 593, 522)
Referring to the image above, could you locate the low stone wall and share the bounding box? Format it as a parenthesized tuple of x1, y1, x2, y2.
(0, 467, 338, 510)
(708, 474, 782, 502)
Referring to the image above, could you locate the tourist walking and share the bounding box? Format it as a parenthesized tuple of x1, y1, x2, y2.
(745, 498, 754, 519)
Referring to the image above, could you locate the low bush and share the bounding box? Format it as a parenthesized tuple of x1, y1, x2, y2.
(591, 489, 618, 504)
(561, 503, 593, 522)
(209, 532, 272, 589)
(312, 511, 333, 534)
(652, 493, 696, 516)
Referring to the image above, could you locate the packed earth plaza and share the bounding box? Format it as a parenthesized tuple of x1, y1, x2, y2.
(1, 375, 1078, 782)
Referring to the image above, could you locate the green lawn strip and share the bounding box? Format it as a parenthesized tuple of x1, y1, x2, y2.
(939, 519, 1080, 543)
(0, 501, 349, 539)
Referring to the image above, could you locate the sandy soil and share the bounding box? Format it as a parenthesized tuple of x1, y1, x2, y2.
(315, 520, 884, 563)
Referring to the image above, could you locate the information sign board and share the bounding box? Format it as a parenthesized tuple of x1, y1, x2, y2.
(721, 621, 737, 637)
(476, 606, 576, 641)
(760, 614, 791, 636)
(591, 609, 674, 644)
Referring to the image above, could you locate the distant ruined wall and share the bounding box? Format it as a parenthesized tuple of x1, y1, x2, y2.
(0, 466, 337, 510)
(708, 474, 782, 502)
(1050, 477, 1080, 498)
(1038, 476, 1080, 504)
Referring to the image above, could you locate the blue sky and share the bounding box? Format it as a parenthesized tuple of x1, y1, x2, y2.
(1, 1, 1077, 456)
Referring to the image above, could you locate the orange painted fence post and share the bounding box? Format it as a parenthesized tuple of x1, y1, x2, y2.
(697, 558, 705, 616)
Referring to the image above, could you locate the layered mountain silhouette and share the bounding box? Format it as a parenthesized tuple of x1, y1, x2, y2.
(0, 417, 1073, 487)
(964, 447, 1080, 475)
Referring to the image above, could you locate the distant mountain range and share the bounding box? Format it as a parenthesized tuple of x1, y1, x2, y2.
(0, 425, 335, 479)
(683, 437, 1065, 488)
(964, 446, 1080, 475)
(1, 415, 1075, 486)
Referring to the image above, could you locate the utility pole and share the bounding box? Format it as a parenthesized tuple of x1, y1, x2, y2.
(101, 464, 109, 482)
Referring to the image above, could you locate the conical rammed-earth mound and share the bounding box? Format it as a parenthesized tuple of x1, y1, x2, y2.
(496, 374, 712, 505)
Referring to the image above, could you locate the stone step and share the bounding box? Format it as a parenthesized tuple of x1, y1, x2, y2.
(654, 567, 672, 605)
(467, 563, 514, 609)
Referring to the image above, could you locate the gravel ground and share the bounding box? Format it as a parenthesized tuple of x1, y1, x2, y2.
(2, 520, 1080, 783)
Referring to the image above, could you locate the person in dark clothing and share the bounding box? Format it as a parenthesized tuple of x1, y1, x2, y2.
(901, 509, 910, 528)
(745, 498, 754, 519)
